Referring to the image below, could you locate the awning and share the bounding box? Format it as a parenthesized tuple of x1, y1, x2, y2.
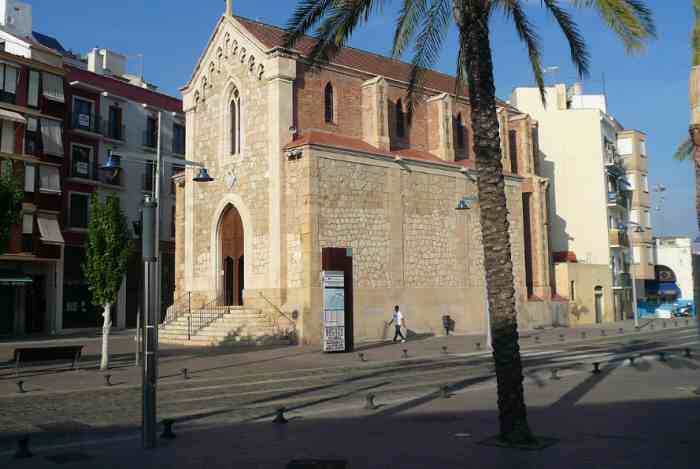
(0, 270, 32, 286)
(645, 280, 681, 297)
(37, 214, 64, 245)
(0, 108, 26, 124)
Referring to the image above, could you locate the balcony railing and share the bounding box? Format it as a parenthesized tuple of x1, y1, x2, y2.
(607, 191, 628, 209)
(142, 130, 158, 149)
(71, 111, 101, 134)
(609, 229, 630, 247)
(613, 272, 632, 288)
(103, 121, 126, 141)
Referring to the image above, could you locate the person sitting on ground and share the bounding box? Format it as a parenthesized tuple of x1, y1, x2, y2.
(387, 305, 406, 343)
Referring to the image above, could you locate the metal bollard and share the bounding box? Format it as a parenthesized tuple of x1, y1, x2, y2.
(440, 385, 451, 399)
(658, 351, 667, 362)
(161, 419, 176, 439)
(684, 348, 692, 358)
(441, 346, 448, 355)
(560, 334, 565, 342)
(592, 362, 601, 374)
(273, 407, 288, 424)
(601, 330, 606, 337)
(476, 342, 481, 350)
(364, 393, 378, 410)
(618, 328, 624, 335)
(358, 352, 366, 362)
(550, 368, 560, 380)
(535, 336, 540, 344)
(650, 323, 655, 330)
(180, 368, 190, 380)
(663, 321, 667, 329)
(104, 374, 113, 387)
(581, 332, 587, 339)
(14, 435, 31, 459)
(628, 356, 636, 365)
(16, 380, 25, 394)
(402, 349, 409, 359)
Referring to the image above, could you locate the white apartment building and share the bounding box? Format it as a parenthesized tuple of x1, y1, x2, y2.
(511, 83, 652, 323)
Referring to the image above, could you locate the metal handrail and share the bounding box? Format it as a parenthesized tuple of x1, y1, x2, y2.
(162, 291, 191, 325)
(190, 294, 228, 335)
(257, 292, 297, 335)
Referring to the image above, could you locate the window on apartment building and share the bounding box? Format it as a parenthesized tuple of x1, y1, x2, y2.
(42, 72, 65, 103)
(0, 63, 19, 104)
(143, 160, 155, 192)
(0, 158, 12, 177)
(171, 205, 176, 238)
(40, 118, 63, 156)
(642, 174, 649, 192)
(570, 281, 576, 301)
(145, 116, 158, 148)
(27, 70, 40, 107)
(173, 123, 185, 155)
(39, 165, 61, 194)
(617, 137, 633, 155)
(69, 193, 90, 228)
(25, 117, 41, 155)
(71, 144, 93, 179)
(230, 87, 241, 155)
(24, 163, 35, 192)
(508, 130, 519, 174)
(632, 246, 641, 264)
(455, 113, 465, 149)
(396, 99, 405, 138)
(640, 140, 647, 157)
(324, 82, 334, 124)
(626, 173, 636, 191)
(0, 119, 15, 154)
(630, 209, 640, 224)
(644, 209, 651, 228)
(73, 97, 95, 131)
(107, 105, 123, 140)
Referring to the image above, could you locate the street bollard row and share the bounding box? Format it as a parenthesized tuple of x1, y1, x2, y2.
(365, 393, 378, 410)
(273, 407, 289, 424)
(358, 352, 366, 362)
(16, 380, 25, 394)
(161, 419, 176, 439)
(180, 368, 190, 380)
(104, 374, 113, 387)
(440, 385, 451, 399)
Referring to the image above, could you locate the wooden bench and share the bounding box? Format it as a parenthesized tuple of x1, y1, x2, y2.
(13, 345, 84, 375)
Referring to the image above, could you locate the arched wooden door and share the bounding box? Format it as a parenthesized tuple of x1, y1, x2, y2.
(220, 205, 244, 306)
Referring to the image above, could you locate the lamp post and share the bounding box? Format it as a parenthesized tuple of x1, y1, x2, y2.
(626, 222, 645, 328)
(100, 129, 213, 449)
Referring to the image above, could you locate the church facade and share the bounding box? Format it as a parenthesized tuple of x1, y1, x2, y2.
(172, 4, 563, 345)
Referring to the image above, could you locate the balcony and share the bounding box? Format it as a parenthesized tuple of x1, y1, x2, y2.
(604, 147, 621, 167)
(142, 130, 157, 151)
(71, 111, 101, 135)
(613, 272, 632, 289)
(609, 229, 629, 248)
(607, 191, 628, 210)
(103, 121, 126, 142)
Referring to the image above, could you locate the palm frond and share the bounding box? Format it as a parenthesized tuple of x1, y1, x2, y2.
(693, 0, 700, 66)
(403, 0, 451, 120)
(674, 138, 695, 162)
(541, 0, 590, 78)
(282, 0, 336, 50)
(392, 0, 428, 59)
(500, 0, 546, 103)
(572, 0, 656, 52)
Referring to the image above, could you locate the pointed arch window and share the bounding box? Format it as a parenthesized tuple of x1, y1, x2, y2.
(396, 99, 405, 138)
(230, 88, 241, 155)
(324, 82, 334, 123)
(455, 113, 465, 149)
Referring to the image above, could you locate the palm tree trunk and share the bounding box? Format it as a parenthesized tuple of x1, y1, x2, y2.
(460, 5, 533, 444)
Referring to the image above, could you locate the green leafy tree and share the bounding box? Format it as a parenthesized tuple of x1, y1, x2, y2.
(284, 0, 654, 445)
(0, 162, 23, 255)
(83, 193, 132, 370)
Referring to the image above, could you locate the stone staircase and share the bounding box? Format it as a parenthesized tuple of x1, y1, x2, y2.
(159, 306, 293, 347)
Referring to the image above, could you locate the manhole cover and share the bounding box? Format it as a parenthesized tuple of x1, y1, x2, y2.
(287, 460, 348, 469)
(45, 452, 92, 464)
(36, 420, 93, 433)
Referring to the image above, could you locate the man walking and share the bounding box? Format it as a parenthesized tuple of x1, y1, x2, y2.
(388, 305, 406, 343)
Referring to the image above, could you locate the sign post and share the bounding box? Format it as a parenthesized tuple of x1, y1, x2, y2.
(322, 271, 346, 352)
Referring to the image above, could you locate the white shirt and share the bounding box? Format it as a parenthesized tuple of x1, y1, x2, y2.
(393, 310, 404, 325)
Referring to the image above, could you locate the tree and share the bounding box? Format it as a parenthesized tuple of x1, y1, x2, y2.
(676, 0, 700, 232)
(83, 193, 132, 371)
(284, 0, 654, 445)
(0, 161, 23, 255)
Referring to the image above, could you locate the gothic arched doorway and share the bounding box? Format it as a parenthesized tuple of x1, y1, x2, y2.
(220, 204, 244, 306)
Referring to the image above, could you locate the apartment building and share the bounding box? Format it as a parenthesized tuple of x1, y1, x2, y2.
(0, 0, 67, 336)
(511, 83, 649, 324)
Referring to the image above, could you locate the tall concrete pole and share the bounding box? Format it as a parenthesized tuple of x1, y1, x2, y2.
(142, 195, 158, 449)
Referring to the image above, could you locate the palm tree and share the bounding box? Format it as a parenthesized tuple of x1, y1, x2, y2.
(284, 0, 654, 445)
(677, 0, 700, 232)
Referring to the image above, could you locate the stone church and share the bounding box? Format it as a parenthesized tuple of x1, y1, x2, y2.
(166, 1, 562, 346)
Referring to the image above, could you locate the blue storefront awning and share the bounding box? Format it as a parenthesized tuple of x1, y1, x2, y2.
(0, 270, 32, 286)
(645, 280, 681, 297)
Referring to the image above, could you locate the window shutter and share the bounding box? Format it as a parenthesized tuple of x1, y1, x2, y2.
(24, 164, 35, 192)
(22, 213, 33, 234)
(40, 118, 63, 156)
(28, 70, 40, 107)
(4, 66, 17, 94)
(1, 120, 13, 153)
(39, 165, 61, 193)
(42, 73, 65, 103)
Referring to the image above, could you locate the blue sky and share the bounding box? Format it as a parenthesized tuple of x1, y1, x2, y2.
(33, 0, 697, 238)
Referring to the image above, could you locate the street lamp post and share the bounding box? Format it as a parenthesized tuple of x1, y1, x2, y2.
(100, 131, 213, 449)
(626, 222, 645, 328)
